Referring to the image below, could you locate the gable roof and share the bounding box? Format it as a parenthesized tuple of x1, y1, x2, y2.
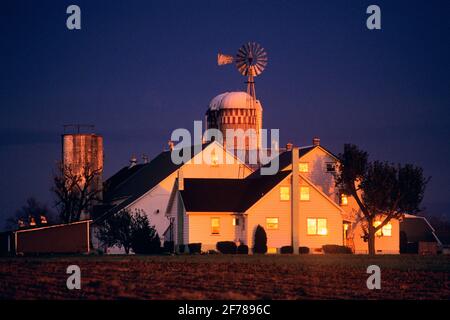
(180, 170, 291, 212)
(248, 145, 339, 179)
(94, 142, 212, 223)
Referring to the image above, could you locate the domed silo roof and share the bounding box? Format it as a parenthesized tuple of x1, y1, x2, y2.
(208, 91, 262, 111)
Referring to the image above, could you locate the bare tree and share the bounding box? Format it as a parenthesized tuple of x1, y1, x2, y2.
(52, 162, 102, 223)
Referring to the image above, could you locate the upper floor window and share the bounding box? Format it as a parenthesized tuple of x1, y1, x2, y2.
(340, 194, 348, 206)
(280, 186, 290, 201)
(307, 218, 328, 235)
(299, 162, 309, 173)
(300, 186, 310, 201)
(326, 162, 336, 172)
(266, 217, 279, 230)
(211, 218, 220, 235)
(232, 217, 240, 226)
(211, 150, 219, 166)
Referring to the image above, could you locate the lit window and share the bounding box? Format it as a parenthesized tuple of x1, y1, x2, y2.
(317, 219, 327, 235)
(326, 163, 336, 172)
(211, 218, 220, 235)
(383, 223, 392, 236)
(307, 218, 316, 235)
(280, 186, 290, 201)
(299, 163, 309, 173)
(267, 247, 277, 254)
(300, 186, 310, 201)
(266, 217, 279, 230)
(232, 217, 239, 226)
(307, 218, 327, 235)
(211, 150, 219, 166)
(340, 194, 348, 206)
(374, 221, 392, 237)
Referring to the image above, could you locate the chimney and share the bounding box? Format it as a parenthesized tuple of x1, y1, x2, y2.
(291, 146, 299, 254)
(312, 137, 320, 146)
(286, 142, 293, 151)
(178, 169, 184, 191)
(168, 140, 174, 151)
(129, 155, 137, 168)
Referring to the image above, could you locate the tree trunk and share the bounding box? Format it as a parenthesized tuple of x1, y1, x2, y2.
(367, 221, 376, 255)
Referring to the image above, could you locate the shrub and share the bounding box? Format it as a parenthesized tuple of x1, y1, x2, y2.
(208, 250, 218, 254)
(322, 244, 352, 254)
(253, 225, 267, 254)
(188, 243, 202, 254)
(163, 241, 174, 253)
(299, 246, 310, 254)
(216, 241, 237, 254)
(178, 244, 185, 253)
(237, 244, 249, 254)
(280, 246, 293, 254)
(130, 212, 161, 254)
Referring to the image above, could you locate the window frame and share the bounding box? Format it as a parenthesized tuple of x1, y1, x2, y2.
(299, 162, 309, 173)
(307, 218, 328, 236)
(280, 186, 290, 201)
(211, 217, 220, 235)
(326, 162, 336, 173)
(300, 186, 310, 201)
(266, 217, 279, 230)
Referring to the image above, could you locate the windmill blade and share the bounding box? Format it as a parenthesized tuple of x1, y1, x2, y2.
(217, 53, 234, 66)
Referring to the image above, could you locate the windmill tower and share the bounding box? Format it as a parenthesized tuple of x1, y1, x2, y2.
(217, 42, 268, 151)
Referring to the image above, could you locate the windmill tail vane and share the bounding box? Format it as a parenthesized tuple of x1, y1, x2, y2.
(217, 53, 234, 66)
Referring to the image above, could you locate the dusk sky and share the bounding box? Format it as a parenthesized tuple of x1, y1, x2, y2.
(1, 0, 449, 228)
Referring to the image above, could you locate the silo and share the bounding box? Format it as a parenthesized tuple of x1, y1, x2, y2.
(62, 125, 104, 206)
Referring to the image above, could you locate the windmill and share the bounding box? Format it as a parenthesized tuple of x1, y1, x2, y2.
(217, 42, 268, 102)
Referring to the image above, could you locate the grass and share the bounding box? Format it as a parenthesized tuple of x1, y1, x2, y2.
(0, 254, 449, 299)
(2, 253, 449, 271)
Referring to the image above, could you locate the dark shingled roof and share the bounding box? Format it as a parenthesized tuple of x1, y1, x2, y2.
(95, 143, 211, 223)
(247, 146, 316, 179)
(180, 170, 291, 212)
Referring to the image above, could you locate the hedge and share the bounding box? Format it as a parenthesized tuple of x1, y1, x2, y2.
(216, 241, 237, 254)
(322, 244, 352, 254)
(188, 243, 202, 254)
(280, 246, 293, 254)
(237, 244, 249, 254)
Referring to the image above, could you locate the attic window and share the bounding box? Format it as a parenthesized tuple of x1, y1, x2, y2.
(300, 186, 310, 201)
(326, 163, 336, 172)
(299, 163, 309, 173)
(280, 187, 290, 201)
(340, 194, 348, 206)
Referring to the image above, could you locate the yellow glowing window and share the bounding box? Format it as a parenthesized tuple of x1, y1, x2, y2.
(300, 186, 310, 201)
(267, 247, 277, 254)
(211, 218, 220, 235)
(299, 163, 309, 173)
(211, 150, 219, 166)
(266, 217, 279, 230)
(374, 221, 392, 237)
(340, 194, 348, 206)
(280, 186, 290, 201)
(232, 217, 239, 226)
(307, 218, 327, 235)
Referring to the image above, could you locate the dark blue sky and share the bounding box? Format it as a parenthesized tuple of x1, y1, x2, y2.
(1, 0, 449, 227)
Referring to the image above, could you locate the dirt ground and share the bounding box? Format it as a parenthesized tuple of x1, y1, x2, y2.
(0, 254, 449, 300)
